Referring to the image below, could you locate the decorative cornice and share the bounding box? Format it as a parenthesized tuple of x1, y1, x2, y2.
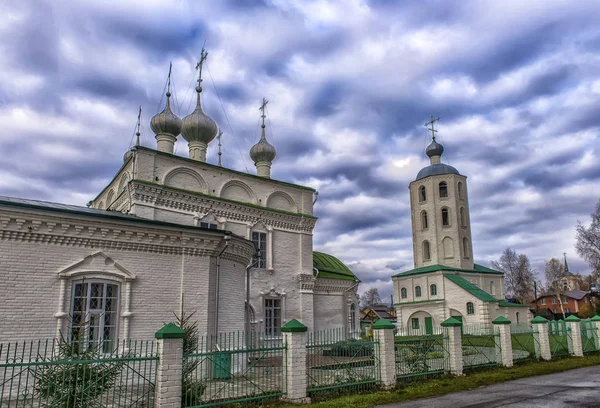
(297, 274, 317, 292)
(313, 278, 356, 295)
(0, 211, 254, 263)
(131, 181, 317, 233)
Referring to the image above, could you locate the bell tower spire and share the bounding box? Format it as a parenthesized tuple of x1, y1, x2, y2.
(150, 62, 182, 154)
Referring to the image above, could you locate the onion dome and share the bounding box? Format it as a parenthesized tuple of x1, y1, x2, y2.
(250, 124, 277, 163)
(426, 139, 444, 158)
(150, 92, 182, 136)
(181, 86, 218, 144)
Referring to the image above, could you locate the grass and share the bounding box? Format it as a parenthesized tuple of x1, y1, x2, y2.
(271, 354, 600, 408)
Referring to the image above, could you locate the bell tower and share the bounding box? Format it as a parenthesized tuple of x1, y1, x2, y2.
(409, 117, 474, 269)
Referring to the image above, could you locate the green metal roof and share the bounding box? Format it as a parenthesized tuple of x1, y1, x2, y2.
(497, 300, 528, 308)
(313, 251, 358, 281)
(391, 263, 503, 278)
(443, 273, 498, 302)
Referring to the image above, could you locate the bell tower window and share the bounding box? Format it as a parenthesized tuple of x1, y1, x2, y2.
(423, 240, 431, 261)
(439, 181, 448, 198)
(460, 207, 466, 227)
(421, 211, 428, 230)
(441, 208, 450, 226)
(463, 238, 470, 259)
(419, 186, 427, 202)
(458, 182, 464, 199)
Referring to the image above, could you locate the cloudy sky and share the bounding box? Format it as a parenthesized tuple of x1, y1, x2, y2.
(2, 0, 599, 300)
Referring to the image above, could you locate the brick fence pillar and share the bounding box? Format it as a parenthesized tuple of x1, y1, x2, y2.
(492, 316, 513, 367)
(372, 318, 396, 389)
(441, 317, 463, 376)
(565, 315, 584, 357)
(591, 315, 600, 350)
(281, 319, 309, 403)
(155, 323, 185, 408)
(531, 316, 551, 360)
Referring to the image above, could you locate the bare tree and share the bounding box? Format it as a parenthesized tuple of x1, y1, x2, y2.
(360, 288, 381, 308)
(575, 199, 600, 278)
(491, 247, 537, 303)
(545, 258, 566, 317)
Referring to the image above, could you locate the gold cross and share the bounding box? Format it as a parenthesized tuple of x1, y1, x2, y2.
(425, 115, 440, 140)
(259, 97, 269, 126)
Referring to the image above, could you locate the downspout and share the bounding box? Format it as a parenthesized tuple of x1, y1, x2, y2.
(245, 247, 261, 333)
(214, 233, 231, 334)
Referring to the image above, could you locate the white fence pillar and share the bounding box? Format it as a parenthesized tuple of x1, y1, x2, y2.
(372, 318, 396, 389)
(531, 316, 551, 361)
(565, 315, 584, 357)
(492, 316, 513, 367)
(441, 317, 463, 376)
(155, 323, 185, 408)
(281, 319, 309, 403)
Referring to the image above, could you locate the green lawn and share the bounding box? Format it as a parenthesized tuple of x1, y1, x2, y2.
(272, 354, 600, 408)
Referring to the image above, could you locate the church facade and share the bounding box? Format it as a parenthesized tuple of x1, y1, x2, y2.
(392, 120, 531, 332)
(0, 58, 360, 345)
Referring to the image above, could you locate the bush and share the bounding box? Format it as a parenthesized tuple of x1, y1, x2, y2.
(323, 340, 374, 357)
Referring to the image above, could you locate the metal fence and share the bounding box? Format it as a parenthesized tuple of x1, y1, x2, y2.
(0, 339, 157, 408)
(306, 328, 380, 400)
(548, 321, 570, 357)
(461, 324, 501, 370)
(395, 331, 449, 381)
(182, 331, 285, 407)
(581, 319, 599, 354)
(510, 324, 539, 362)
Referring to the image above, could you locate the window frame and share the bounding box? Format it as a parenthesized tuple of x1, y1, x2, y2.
(419, 186, 427, 202)
(541, 298, 546, 305)
(458, 182, 464, 200)
(460, 207, 467, 228)
(466, 302, 475, 315)
(411, 318, 420, 330)
(441, 207, 450, 226)
(252, 231, 268, 269)
(264, 297, 282, 337)
(463, 237, 470, 259)
(430, 284, 437, 296)
(421, 210, 428, 230)
(401, 287, 407, 299)
(439, 181, 448, 198)
(423, 240, 431, 261)
(415, 286, 422, 298)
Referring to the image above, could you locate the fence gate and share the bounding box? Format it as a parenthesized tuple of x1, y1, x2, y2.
(395, 331, 449, 381)
(0, 339, 158, 408)
(581, 319, 599, 354)
(461, 324, 501, 370)
(306, 329, 380, 401)
(182, 332, 286, 407)
(510, 324, 541, 362)
(548, 320, 570, 357)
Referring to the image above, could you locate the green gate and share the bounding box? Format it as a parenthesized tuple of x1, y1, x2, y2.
(395, 333, 449, 381)
(461, 324, 501, 370)
(510, 324, 540, 362)
(581, 319, 599, 354)
(182, 331, 286, 407)
(548, 320, 570, 357)
(306, 328, 380, 401)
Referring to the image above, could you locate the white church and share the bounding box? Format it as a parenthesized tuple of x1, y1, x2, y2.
(0, 54, 360, 346)
(392, 118, 531, 333)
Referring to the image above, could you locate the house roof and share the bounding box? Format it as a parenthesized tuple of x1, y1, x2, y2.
(313, 251, 358, 281)
(536, 290, 589, 301)
(392, 263, 503, 278)
(360, 306, 396, 321)
(444, 273, 498, 302)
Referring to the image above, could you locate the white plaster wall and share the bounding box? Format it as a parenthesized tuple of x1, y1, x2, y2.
(313, 294, 346, 332)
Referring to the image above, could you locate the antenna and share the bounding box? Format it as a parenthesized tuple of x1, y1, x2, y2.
(135, 106, 142, 146)
(217, 130, 223, 167)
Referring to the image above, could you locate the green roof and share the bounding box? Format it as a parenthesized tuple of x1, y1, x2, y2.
(443, 273, 498, 302)
(497, 300, 528, 308)
(313, 251, 358, 281)
(392, 263, 503, 278)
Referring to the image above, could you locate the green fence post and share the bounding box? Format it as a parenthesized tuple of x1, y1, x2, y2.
(565, 315, 583, 357)
(441, 317, 463, 376)
(281, 319, 309, 403)
(155, 323, 185, 408)
(373, 319, 396, 389)
(531, 316, 551, 360)
(493, 316, 512, 367)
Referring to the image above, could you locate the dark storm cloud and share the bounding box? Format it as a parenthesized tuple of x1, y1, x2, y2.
(1, 0, 600, 300)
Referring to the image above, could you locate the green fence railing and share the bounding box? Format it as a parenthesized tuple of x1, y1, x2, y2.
(306, 328, 380, 401)
(461, 324, 501, 370)
(395, 331, 449, 381)
(581, 319, 599, 354)
(510, 324, 539, 362)
(182, 331, 286, 407)
(548, 321, 570, 357)
(0, 338, 157, 408)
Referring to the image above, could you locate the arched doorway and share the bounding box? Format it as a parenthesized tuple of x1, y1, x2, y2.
(407, 311, 434, 335)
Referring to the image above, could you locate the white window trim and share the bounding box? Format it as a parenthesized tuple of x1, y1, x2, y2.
(247, 222, 273, 273)
(259, 288, 286, 339)
(194, 212, 226, 230)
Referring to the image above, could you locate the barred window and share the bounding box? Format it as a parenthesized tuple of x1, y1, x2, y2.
(252, 231, 267, 268)
(71, 281, 119, 353)
(411, 318, 420, 330)
(467, 302, 475, 315)
(264, 298, 281, 337)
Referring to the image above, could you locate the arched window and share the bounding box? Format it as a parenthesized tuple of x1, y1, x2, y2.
(423, 241, 431, 261)
(419, 186, 426, 202)
(458, 182, 464, 199)
(430, 284, 437, 296)
(415, 286, 422, 297)
(439, 181, 448, 198)
(441, 208, 450, 226)
(467, 302, 475, 315)
(350, 304, 356, 333)
(463, 238, 470, 259)
(516, 312, 520, 324)
(421, 210, 428, 230)
(460, 207, 466, 227)
(489, 281, 495, 295)
(401, 287, 407, 299)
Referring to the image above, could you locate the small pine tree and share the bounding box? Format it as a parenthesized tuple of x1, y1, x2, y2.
(174, 308, 205, 406)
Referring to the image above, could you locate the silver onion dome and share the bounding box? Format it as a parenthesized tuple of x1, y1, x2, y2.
(425, 139, 444, 158)
(150, 92, 182, 136)
(250, 125, 277, 163)
(181, 86, 218, 144)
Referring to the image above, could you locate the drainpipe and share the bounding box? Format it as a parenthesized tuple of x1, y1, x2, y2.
(214, 232, 231, 334)
(245, 248, 261, 332)
(313, 267, 319, 279)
